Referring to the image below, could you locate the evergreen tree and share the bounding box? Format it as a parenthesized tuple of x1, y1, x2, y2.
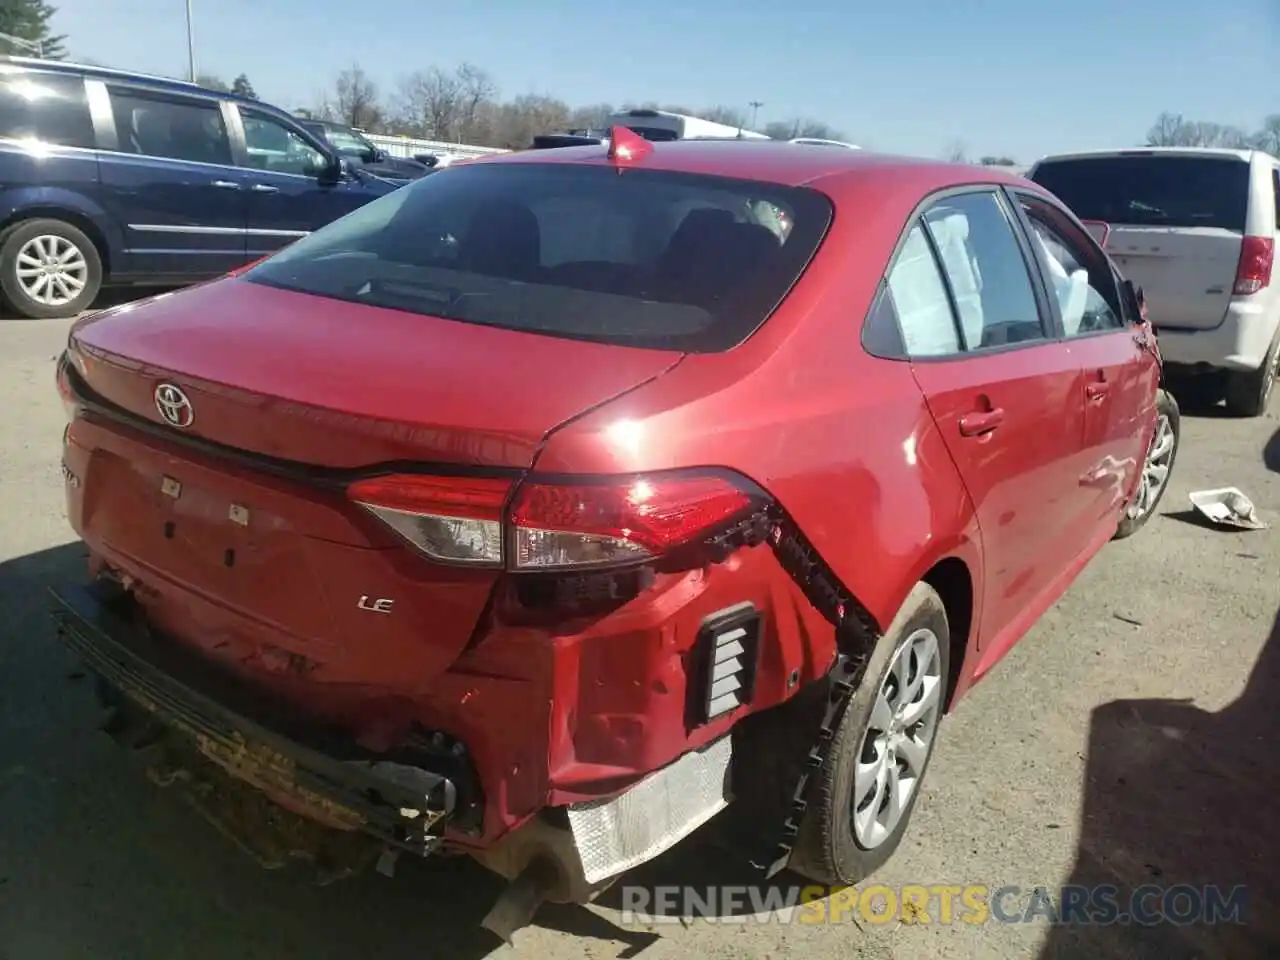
(231, 73, 257, 99)
(0, 0, 67, 59)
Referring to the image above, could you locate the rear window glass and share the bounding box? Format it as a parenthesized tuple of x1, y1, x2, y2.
(245, 162, 832, 352)
(1030, 155, 1249, 231)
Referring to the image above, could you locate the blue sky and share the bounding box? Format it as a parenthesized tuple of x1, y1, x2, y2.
(51, 0, 1278, 161)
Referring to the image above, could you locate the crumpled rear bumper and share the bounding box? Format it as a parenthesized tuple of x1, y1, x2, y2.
(48, 582, 458, 856)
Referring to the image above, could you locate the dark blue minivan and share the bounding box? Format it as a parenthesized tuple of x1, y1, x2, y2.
(0, 57, 400, 318)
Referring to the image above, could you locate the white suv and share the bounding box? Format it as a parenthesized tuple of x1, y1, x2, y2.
(1027, 147, 1280, 416)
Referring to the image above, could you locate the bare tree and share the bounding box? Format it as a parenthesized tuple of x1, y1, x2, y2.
(454, 63, 497, 143)
(1146, 112, 1188, 146)
(567, 103, 615, 130)
(488, 94, 571, 149)
(1255, 114, 1280, 155)
(398, 67, 463, 141)
(764, 118, 848, 141)
(943, 139, 969, 163)
(698, 105, 748, 129)
(334, 64, 381, 131)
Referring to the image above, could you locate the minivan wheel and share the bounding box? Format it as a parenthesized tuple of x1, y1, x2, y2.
(0, 218, 103, 319)
(1113, 388, 1180, 540)
(789, 582, 949, 886)
(1223, 332, 1279, 417)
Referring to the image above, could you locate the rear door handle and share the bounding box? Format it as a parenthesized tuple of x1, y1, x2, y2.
(212, 180, 240, 189)
(958, 408, 1004, 437)
(250, 184, 279, 194)
(1086, 383, 1110, 401)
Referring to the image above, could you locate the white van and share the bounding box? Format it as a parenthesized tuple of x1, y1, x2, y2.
(1027, 147, 1280, 416)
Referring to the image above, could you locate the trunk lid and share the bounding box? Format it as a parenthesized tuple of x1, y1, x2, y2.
(69, 278, 682, 469)
(64, 278, 681, 716)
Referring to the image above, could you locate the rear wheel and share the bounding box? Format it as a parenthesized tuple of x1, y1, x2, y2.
(1223, 331, 1279, 417)
(790, 582, 950, 885)
(1114, 388, 1180, 540)
(0, 218, 103, 319)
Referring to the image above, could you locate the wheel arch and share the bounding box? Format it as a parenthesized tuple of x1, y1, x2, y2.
(0, 205, 114, 277)
(921, 556, 976, 711)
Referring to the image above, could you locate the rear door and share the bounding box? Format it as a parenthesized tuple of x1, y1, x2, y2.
(1029, 152, 1251, 331)
(94, 81, 248, 278)
(1011, 188, 1161, 525)
(230, 106, 374, 257)
(891, 188, 1091, 649)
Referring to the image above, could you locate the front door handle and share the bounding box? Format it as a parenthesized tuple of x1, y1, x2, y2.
(958, 408, 1005, 437)
(1086, 383, 1110, 401)
(250, 183, 279, 194)
(212, 180, 240, 189)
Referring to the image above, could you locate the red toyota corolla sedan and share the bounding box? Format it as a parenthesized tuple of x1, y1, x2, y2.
(50, 129, 1179, 919)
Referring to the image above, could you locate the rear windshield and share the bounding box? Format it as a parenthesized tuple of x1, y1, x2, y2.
(1030, 155, 1250, 231)
(245, 162, 832, 352)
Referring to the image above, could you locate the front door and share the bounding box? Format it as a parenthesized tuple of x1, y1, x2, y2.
(233, 107, 377, 258)
(95, 81, 247, 279)
(895, 189, 1090, 649)
(1012, 190, 1161, 525)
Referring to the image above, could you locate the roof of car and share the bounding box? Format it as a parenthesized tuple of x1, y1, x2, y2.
(0, 56, 287, 115)
(472, 138, 1034, 192)
(1033, 146, 1258, 165)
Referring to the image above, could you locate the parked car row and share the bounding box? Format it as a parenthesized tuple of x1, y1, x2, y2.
(0, 57, 403, 319)
(51, 128, 1187, 930)
(296, 118, 435, 185)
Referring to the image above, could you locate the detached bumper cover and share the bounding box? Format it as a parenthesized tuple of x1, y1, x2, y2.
(48, 583, 456, 854)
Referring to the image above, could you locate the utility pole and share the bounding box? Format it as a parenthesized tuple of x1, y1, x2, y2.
(185, 0, 197, 82)
(748, 100, 763, 131)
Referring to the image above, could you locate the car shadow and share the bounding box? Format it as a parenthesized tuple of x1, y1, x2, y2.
(0, 542, 657, 958)
(1036, 603, 1280, 959)
(1264, 426, 1280, 474)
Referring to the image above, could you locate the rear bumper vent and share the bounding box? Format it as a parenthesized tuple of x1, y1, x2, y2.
(691, 602, 761, 725)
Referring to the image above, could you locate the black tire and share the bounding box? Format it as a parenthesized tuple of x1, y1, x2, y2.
(1113, 388, 1180, 540)
(0, 218, 103, 319)
(1223, 331, 1279, 418)
(789, 582, 950, 886)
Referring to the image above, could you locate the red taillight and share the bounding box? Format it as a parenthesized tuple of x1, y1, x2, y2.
(1234, 236, 1274, 296)
(509, 474, 758, 571)
(345, 471, 764, 571)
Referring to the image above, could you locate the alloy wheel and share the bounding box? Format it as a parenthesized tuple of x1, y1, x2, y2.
(15, 235, 88, 307)
(1126, 414, 1175, 521)
(851, 627, 943, 849)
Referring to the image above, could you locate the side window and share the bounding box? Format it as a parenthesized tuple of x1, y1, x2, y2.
(0, 71, 95, 148)
(1020, 201, 1124, 337)
(107, 88, 232, 166)
(240, 112, 326, 177)
(885, 222, 962, 357)
(922, 192, 1045, 350)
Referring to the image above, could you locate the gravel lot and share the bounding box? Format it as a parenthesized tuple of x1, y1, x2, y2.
(1, 307, 1277, 960)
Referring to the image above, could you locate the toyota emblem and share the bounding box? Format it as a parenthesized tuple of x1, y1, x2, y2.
(154, 383, 194, 428)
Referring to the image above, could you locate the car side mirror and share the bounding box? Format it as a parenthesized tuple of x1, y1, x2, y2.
(312, 153, 350, 181)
